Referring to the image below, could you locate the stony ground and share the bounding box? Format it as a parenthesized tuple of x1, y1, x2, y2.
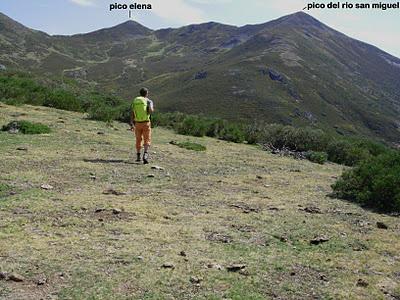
(0, 103, 399, 300)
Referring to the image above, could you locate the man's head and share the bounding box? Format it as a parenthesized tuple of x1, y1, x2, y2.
(140, 87, 149, 97)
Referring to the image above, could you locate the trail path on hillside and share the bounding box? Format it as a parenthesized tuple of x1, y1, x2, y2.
(0, 104, 399, 299)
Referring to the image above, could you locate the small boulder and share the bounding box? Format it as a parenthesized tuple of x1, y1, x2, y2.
(190, 276, 202, 284)
(357, 278, 369, 287)
(8, 273, 24, 282)
(147, 174, 155, 178)
(40, 184, 54, 190)
(226, 264, 246, 272)
(151, 165, 164, 171)
(376, 222, 388, 229)
(161, 262, 175, 269)
(310, 235, 329, 245)
(0, 271, 8, 280)
(112, 208, 122, 215)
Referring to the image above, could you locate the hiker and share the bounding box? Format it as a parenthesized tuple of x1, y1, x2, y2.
(130, 87, 154, 164)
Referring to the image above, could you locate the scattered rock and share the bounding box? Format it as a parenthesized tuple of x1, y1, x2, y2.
(206, 232, 232, 243)
(376, 222, 388, 229)
(137, 256, 144, 261)
(97, 131, 105, 135)
(36, 275, 47, 286)
(302, 206, 322, 214)
(179, 251, 187, 257)
(112, 208, 122, 215)
(190, 276, 202, 284)
(320, 274, 329, 282)
(207, 263, 223, 270)
(90, 175, 96, 180)
(161, 262, 175, 269)
(310, 235, 330, 245)
(95, 208, 106, 213)
(268, 69, 286, 83)
(226, 264, 246, 272)
(8, 273, 24, 282)
(102, 189, 126, 196)
(357, 278, 369, 287)
(194, 71, 208, 80)
(0, 271, 7, 280)
(147, 174, 155, 178)
(40, 184, 54, 190)
(230, 203, 260, 213)
(239, 269, 250, 276)
(16, 147, 28, 151)
(151, 165, 164, 171)
(256, 175, 263, 179)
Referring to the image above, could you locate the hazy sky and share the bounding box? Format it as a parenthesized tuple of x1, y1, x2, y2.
(0, 0, 399, 57)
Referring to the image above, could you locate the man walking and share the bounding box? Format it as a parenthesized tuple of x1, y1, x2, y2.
(130, 88, 154, 164)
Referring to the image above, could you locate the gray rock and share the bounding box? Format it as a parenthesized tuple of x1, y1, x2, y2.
(376, 222, 388, 229)
(226, 264, 246, 272)
(190, 276, 202, 284)
(357, 278, 369, 287)
(40, 184, 54, 190)
(161, 262, 175, 269)
(310, 235, 329, 245)
(8, 273, 24, 282)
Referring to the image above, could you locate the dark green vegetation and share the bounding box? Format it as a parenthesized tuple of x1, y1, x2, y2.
(305, 151, 328, 165)
(171, 140, 207, 151)
(0, 71, 393, 167)
(332, 151, 400, 213)
(0, 12, 399, 143)
(1, 120, 51, 134)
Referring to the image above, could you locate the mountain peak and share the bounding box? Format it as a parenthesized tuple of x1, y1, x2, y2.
(71, 19, 152, 39)
(272, 11, 326, 28)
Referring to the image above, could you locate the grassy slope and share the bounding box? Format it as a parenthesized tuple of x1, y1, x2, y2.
(0, 103, 399, 300)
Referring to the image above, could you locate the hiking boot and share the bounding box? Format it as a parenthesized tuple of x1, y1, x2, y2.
(143, 152, 149, 164)
(136, 153, 141, 162)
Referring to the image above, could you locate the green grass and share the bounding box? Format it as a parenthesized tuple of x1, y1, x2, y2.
(0, 104, 399, 300)
(173, 141, 206, 151)
(1, 120, 51, 134)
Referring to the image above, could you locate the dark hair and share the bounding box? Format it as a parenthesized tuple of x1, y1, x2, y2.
(140, 87, 148, 97)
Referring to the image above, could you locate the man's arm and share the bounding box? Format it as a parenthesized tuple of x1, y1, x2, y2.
(147, 99, 154, 114)
(130, 110, 135, 128)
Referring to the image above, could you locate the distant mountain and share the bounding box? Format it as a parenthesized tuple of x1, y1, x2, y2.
(0, 11, 399, 142)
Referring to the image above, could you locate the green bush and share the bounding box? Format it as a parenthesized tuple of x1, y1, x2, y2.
(177, 115, 208, 137)
(331, 151, 400, 212)
(260, 125, 329, 152)
(219, 122, 245, 143)
(2, 120, 51, 134)
(305, 151, 328, 164)
(326, 138, 387, 166)
(44, 89, 82, 112)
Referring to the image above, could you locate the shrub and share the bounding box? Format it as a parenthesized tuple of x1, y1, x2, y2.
(44, 89, 82, 112)
(305, 151, 328, 164)
(219, 122, 245, 143)
(87, 103, 120, 123)
(2, 120, 51, 134)
(177, 115, 208, 137)
(331, 150, 400, 212)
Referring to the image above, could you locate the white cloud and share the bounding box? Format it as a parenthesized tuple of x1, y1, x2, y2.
(151, 0, 206, 24)
(70, 0, 95, 6)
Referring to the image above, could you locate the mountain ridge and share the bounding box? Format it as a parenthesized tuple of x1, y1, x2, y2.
(0, 11, 399, 142)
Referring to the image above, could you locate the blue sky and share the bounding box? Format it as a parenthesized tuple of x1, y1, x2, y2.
(0, 0, 399, 57)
